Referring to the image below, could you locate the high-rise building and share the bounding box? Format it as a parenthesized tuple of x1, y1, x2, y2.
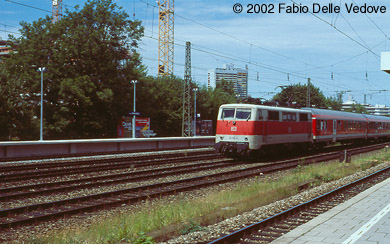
(208, 64, 248, 99)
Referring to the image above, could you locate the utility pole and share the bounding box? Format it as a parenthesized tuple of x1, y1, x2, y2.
(336, 90, 352, 103)
(131, 80, 137, 138)
(182, 41, 191, 136)
(307, 78, 311, 107)
(193, 88, 198, 136)
(38, 67, 46, 141)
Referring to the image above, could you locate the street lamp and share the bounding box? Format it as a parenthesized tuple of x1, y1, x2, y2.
(37, 67, 46, 141)
(193, 88, 198, 136)
(131, 80, 137, 138)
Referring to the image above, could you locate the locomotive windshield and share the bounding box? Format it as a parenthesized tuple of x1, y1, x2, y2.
(221, 108, 235, 119)
(221, 108, 251, 120)
(236, 109, 251, 120)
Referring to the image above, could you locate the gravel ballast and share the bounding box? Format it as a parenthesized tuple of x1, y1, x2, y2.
(0, 149, 388, 243)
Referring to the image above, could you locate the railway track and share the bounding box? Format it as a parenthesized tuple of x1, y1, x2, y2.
(207, 164, 390, 243)
(0, 159, 236, 201)
(0, 151, 222, 182)
(0, 143, 388, 230)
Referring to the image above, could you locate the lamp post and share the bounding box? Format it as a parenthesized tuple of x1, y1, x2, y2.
(193, 88, 198, 136)
(131, 80, 137, 138)
(37, 67, 46, 141)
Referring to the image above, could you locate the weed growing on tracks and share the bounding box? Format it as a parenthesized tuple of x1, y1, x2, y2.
(24, 148, 390, 244)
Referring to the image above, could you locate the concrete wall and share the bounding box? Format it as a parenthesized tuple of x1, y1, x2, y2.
(0, 137, 215, 159)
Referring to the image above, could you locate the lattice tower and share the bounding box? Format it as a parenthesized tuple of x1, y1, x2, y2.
(158, 0, 174, 76)
(182, 41, 192, 136)
(52, 0, 63, 23)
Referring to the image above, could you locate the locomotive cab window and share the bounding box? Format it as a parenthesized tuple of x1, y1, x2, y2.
(299, 113, 308, 122)
(236, 109, 251, 120)
(221, 108, 235, 120)
(268, 111, 279, 121)
(257, 109, 263, 121)
(282, 112, 297, 121)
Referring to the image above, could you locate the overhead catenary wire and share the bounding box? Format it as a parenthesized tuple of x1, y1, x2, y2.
(4, 0, 51, 13)
(138, 0, 387, 96)
(351, 0, 390, 40)
(3, 0, 389, 104)
(142, 27, 379, 94)
(288, 0, 380, 59)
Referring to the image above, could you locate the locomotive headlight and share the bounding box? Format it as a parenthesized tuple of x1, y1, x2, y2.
(220, 136, 224, 140)
(245, 137, 248, 141)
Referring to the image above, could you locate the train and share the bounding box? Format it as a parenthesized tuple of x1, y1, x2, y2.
(215, 104, 390, 157)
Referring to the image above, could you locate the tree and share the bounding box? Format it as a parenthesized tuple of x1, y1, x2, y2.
(272, 83, 328, 108)
(326, 96, 343, 111)
(196, 82, 236, 134)
(2, 0, 144, 139)
(136, 75, 183, 137)
(0, 65, 39, 140)
(344, 104, 367, 114)
(216, 78, 235, 95)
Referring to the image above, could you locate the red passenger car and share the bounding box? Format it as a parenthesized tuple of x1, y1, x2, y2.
(364, 114, 390, 139)
(216, 104, 390, 158)
(302, 108, 368, 144)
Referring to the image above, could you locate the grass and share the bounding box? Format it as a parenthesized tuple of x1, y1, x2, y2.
(25, 148, 390, 244)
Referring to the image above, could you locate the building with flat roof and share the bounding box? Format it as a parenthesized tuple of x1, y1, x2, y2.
(365, 104, 390, 116)
(342, 97, 390, 116)
(0, 40, 12, 62)
(208, 64, 248, 99)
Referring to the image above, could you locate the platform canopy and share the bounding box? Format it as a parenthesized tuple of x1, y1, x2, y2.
(381, 52, 390, 74)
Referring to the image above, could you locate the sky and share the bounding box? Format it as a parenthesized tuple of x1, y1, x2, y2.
(1, 0, 390, 106)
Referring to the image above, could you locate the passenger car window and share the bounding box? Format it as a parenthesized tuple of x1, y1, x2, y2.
(221, 108, 235, 120)
(236, 109, 251, 120)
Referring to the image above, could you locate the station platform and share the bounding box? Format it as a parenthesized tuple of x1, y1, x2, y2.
(272, 176, 390, 244)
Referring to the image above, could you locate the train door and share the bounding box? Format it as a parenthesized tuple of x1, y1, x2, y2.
(333, 120, 337, 142)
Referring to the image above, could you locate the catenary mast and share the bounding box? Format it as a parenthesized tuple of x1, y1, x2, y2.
(182, 42, 192, 136)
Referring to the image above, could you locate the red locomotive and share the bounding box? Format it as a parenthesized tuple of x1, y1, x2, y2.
(215, 104, 390, 157)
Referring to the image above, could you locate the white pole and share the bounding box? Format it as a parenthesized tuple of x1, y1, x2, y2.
(39, 67, 45, 141)
(132, 80, 137, 138)
(193, 88, 198, 136)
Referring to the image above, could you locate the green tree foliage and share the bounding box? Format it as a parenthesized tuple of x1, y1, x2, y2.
(136, 76, 183, 137)
(0, 0, 236, 140)
(344, 104, 368, 114)
(2, 0, 144, 139)
(0, 66, 39, 140)
(326, 96, 343, 111)
(216, 78, 235, 95)
(197, 81, 236, 133)
(133, 76, 236, 137)
(272, 83, 342, 109)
